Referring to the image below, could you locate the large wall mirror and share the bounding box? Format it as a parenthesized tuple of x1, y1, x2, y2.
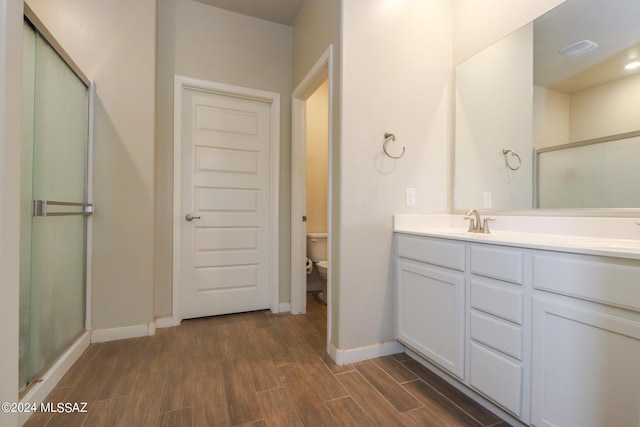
(454, 0, 640, 211)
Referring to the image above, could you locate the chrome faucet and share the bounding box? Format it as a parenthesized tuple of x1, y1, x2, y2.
(464, 208, 495, 234)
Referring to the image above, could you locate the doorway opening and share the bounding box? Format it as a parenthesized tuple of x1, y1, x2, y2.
(304, 79, 329, 303)
(291, 46, 333, 354)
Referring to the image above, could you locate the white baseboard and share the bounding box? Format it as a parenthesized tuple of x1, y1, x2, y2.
(147, 321, 156, 336)
(329, 339, 405, 365)
(19, 332, 91, 426)
(278, 302, 291, 313)
(155, 316, 178, 329)
(90, 322, 154, 343)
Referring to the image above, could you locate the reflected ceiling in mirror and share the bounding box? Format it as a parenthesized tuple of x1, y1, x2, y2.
(534, 0, 640, 94)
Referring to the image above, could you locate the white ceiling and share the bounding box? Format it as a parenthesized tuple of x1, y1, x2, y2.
(193, 0, 306, 26)
(534, 0, 640, 93)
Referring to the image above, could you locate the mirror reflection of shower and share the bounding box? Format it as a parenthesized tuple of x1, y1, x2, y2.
(305, 79, 329, 303)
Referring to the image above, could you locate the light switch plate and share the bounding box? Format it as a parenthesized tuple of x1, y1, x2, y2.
(406, 188, 416, 207)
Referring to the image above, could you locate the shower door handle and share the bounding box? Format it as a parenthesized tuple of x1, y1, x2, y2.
(185, 213, 201, 222)
(33, 200, 94, 217)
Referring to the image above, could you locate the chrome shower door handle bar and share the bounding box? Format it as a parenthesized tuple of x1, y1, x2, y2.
(185, 213, 201, 222)
(32, 200, 94, 217)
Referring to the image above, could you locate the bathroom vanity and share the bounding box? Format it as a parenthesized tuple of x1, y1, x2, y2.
(394, 214, 640, 427)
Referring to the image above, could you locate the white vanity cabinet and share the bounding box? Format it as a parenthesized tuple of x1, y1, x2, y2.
(395, 229, 640, 427)
(396, 235, 466, 379)
(530, 252, 640, 427)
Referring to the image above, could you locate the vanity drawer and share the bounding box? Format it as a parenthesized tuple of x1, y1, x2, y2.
(471, 245, 523, 284)
(397, 235, 465, 271)
(470, 342, 522, 417)
(470, 311, 522, 360)
(532, 253, 640, 312)
(471, 280, 523, 324)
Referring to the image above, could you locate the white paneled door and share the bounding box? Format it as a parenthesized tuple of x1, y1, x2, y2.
(180, 86, 272, 319)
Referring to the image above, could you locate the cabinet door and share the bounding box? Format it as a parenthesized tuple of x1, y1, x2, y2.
(531, 297, 640, 427)
(397, 260, 465, 379)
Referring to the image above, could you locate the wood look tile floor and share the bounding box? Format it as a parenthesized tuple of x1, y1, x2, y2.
(25, 294, 512, 427)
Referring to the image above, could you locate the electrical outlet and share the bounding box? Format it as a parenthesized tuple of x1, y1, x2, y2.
(483, 191, 492, 208)
(406, 188, 416, 207)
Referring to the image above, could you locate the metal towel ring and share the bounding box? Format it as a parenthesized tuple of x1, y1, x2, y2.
(383, 133, 405, 159)
(502, 148, 521, 171)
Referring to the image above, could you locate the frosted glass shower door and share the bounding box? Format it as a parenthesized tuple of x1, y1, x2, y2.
(20, 21, 90, 390)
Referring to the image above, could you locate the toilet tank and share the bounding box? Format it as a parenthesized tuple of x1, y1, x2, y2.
(306, 232, 327, 262)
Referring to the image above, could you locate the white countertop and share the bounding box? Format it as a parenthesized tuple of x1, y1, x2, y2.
(394, 214, 640, 260)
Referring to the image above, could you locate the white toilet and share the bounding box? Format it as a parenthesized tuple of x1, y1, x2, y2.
(306, 232, 328, 302)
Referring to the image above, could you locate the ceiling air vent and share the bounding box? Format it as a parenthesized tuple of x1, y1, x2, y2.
(559, 40, 598, 57)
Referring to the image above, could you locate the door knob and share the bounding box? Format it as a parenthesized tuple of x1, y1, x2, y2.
(185, 214, 201, 222)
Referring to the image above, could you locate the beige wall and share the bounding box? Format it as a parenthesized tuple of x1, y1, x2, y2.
(26, 0, 157, 329)
(533, 85, 570, 149)
(339, 0, 452, 349)
(155, 0, 293, 314)
(0, 0, 23, 425)
(570, 73, 640, 142)
(453, 0, 565, 64)
(305, 79, 329, 234)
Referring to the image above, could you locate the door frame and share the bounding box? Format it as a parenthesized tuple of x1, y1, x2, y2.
(290, 46, 334, 320)
(172, 75, 280, 324)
